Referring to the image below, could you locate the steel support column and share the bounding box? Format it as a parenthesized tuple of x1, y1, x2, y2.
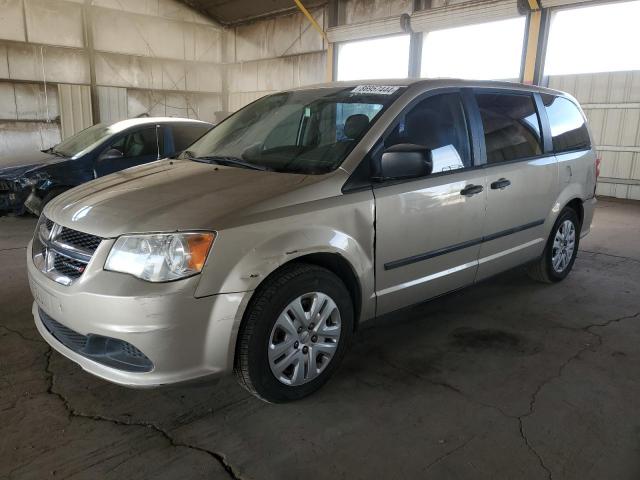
(520, 0, 550, 85)
(294, 0, 334, 81)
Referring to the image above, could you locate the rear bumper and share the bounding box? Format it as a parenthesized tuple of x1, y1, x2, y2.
(581, 196, 597, 238)
(28, 240, 252, 387)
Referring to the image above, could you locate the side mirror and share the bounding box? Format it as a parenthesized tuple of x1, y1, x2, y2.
(378, 143, 432, 181)
(99, 148, 124, 161)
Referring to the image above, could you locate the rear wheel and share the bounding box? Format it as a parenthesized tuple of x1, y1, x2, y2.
(234, 263, 354, 403)
(528, 207, 580, 283)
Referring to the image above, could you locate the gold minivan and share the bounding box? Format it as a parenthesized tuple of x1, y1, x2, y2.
(28, 79, 597, 402)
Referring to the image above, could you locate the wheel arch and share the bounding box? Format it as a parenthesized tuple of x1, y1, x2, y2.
(231, 252, 364, 375)
(565, 197, 584, 227)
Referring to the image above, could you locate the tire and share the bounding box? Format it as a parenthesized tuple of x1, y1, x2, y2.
(528, 207, 580, 283)
(234, 263, 354, 403)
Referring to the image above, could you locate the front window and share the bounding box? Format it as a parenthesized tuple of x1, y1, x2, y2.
(182, 87, 404, 174)
(52, 124, 113, 158)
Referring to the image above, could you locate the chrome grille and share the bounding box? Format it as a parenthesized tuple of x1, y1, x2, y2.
(57, 227, 102, 254)
(32, 215, 103, 286)
(53, 254, 87, 278)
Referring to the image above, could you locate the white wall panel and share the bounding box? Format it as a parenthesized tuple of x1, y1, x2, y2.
(25, 0, 84, 48)
(0, 121, 60, 158)
(97, 86, 128, 123)
(0, 0, 26, 42)
(58, 83, 92, 139)
(326, 16, 407, 43)
(343, 0, 412, 25)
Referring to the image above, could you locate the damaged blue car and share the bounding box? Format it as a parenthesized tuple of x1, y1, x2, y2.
(0, 117, 213, 216)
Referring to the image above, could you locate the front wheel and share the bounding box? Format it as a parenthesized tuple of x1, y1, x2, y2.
(234, 263, 354, 403)
(528, 207, 580, 283)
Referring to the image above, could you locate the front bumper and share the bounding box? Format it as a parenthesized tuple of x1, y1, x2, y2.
(0, 189, 28, 214)
(27, 240, 251, 387)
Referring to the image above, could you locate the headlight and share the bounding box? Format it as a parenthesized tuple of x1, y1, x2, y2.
(105, 232, 215, 282)
(19, 176, 39, 188)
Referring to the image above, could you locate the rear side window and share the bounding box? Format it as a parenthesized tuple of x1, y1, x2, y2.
(476, 92, 542, 164)
(541, 94, 591, 153)
(172, 124, 212, 152)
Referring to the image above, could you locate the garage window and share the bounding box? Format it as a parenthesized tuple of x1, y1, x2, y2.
(420, 17, 526, 80)
(545, 1, 640, 75)
(337, 35, 410, 81)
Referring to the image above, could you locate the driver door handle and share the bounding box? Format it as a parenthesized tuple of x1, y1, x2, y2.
(460, 184, 484, 196)
(490, 178, 511, 190)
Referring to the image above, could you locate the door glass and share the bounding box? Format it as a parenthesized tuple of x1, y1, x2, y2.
(172, 124, 212, 153)
(540, 94, 591, 153)
(476, 93, 542, 163)
(384, 93, 471, 174)
(110, 127, 158, 159)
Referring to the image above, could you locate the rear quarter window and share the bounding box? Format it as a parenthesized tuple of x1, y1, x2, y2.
(541, 94, 591, 153)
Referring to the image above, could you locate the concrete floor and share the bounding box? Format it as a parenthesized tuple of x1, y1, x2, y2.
(1, 198, 639, 480)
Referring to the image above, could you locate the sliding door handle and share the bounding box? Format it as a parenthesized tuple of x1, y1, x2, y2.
(490, 178, 511, 190)
(460, 184, 484, 196)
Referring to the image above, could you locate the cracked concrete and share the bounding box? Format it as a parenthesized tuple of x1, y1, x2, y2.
(1, 198, 639, 479)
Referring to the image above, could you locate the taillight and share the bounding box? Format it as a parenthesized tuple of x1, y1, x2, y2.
(595, 157, 601, 178)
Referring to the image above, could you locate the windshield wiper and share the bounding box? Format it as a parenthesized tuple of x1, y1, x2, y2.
(44, 147, 66, 157)
(190, 155, 269, 171)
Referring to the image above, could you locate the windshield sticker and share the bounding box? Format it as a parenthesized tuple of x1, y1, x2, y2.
(351, 85, 400, 95)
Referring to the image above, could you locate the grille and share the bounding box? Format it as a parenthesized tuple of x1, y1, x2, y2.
(0, 180, 14, 191)
(39, 308, 88, 351)
(33, 216, 103, 285)
(57, 227, 102, 254)
(53, 254, 86, 279)
(121, 342, 147, 359)
(39, 308, 153, 372)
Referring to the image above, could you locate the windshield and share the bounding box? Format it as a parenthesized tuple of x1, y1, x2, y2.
(52, 123, 113, 158)
(181, 86, 404, 174)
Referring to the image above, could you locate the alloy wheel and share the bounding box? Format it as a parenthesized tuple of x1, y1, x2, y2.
(551, 219, 576, 273)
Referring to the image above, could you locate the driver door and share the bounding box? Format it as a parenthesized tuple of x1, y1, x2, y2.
(374, 91, 488, 315)
(94, 126, 161, 177)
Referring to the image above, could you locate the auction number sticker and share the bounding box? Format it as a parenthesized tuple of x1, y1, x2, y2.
(351, 85, 400, 95)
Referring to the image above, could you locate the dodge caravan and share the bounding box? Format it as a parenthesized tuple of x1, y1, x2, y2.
(28, 80, 597, 402)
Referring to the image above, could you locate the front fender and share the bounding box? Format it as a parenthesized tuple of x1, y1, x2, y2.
(194, 191, 376, 320)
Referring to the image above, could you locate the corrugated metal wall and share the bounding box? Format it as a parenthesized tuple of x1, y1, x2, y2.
(58, 84, 93, 139)
(549, 71, 640, 200)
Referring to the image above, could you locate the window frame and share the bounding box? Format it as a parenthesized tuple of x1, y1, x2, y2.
(343, 87, 483, 192)
(342, 86, 585, 193)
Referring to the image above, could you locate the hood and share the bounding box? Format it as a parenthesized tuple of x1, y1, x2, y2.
(0, 151, 68, 179)
(45, 159, 341, 238)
